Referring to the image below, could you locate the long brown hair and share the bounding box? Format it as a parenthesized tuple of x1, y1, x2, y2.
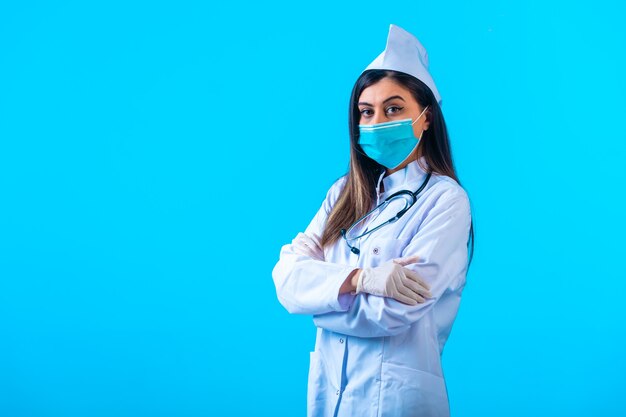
(320, 69, 475, 266)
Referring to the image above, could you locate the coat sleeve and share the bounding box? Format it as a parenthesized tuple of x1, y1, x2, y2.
(312, 189, 472, 337)
(271, 177, 358, 315)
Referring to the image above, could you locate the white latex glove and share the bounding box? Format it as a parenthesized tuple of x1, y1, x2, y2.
(355, 255, 432, 305)
(290, 232, 325, 261)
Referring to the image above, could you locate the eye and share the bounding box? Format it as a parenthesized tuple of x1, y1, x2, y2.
(359, 108, 373, 116)
(386, 106, 403, 115)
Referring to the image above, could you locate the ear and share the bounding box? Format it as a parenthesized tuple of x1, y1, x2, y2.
(423, 108, 432, 130)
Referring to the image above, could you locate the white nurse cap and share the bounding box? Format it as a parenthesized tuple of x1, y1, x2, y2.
(363, 24, 442, 106)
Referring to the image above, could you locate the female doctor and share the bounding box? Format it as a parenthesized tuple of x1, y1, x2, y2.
(272, 24, 475, 417)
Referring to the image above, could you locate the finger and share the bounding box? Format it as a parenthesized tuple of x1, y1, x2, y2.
(292, 242, 314, 257)
(310, 232, 322, 246)
(393, 291, 418, 306)
(401, 271, 431, 296)
(403, 268, 431, 291)
(301, 234, 315, 244)
(403, 267, 430, 291)
(301, 234, 322, 251)
(292, 240, 307, 251)
(306, 238, 324, 258)
(294, 236, 313, 250)
(302, 238, 322, 254)
(292, 247, 311, 257)
(396, 280, 424, 303)
(307, 243, 324, 255)
(394, 274, 427, 302)
(294, 239, 324, 259)
(291, 233, 305, 246)
(402, 276, 431, 299)
(395, 276, 426, 302)
(295, 236, 312, 247)
(393, 255, 420, 267)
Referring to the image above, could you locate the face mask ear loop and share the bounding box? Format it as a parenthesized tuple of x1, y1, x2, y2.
(411, 104, 430, 126)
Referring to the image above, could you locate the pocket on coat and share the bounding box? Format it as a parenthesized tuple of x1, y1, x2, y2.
(378, 361, 449, 417)
(307, 351, 327, 405)
(307, 351, 337, 417)
(366, 236, 413, 266)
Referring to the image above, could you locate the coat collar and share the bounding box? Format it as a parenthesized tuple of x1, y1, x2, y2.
(375, 156, 430, 202)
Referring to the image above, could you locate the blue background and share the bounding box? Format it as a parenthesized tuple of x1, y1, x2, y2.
(1, 1, 625, 416)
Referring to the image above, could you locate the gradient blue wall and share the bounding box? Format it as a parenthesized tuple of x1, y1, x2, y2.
(1, 1, 625, 416)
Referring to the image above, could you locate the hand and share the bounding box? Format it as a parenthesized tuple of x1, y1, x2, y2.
(355, 255, 432, 305)
(290, 232, 325, 261)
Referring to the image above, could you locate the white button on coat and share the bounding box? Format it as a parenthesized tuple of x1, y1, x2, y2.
(272, 157, 472, 417)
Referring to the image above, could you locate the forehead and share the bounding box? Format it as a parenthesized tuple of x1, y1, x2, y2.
(358, 77, 413, 104)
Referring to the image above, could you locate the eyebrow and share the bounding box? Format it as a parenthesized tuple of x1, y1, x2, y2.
(358, 95, 406, 107)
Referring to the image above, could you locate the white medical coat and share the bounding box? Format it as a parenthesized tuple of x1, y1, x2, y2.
(272, 157, 472, 417)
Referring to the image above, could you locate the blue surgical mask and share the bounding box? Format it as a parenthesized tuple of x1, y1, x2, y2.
(358, 105, 430, 169)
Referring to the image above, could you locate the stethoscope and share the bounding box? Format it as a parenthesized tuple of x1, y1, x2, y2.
(340, 171, 432, 255)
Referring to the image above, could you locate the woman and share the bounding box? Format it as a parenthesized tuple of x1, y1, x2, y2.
(272, 24, 475, 417)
